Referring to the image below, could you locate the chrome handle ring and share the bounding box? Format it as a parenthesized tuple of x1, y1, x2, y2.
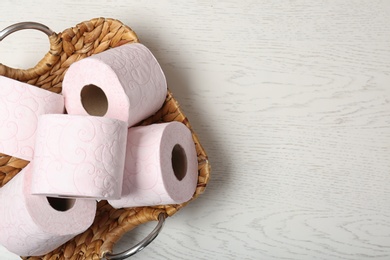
(104, 213, 166, 260)
(0, 22, 54, 41)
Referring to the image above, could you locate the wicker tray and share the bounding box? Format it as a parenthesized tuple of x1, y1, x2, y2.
(0, 17, 210, 259)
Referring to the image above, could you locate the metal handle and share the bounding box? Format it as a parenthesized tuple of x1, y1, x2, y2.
(104, 213, 166, 260)
(0, 22, 54, 41)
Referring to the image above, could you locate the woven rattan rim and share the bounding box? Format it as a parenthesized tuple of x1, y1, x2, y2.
(0, 17, 210, 259)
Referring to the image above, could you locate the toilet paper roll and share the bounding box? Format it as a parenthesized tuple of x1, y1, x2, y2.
(108, 122, 198, 208)
(0, 164, 96, 256)
(0, 76, 65, 160)
(31, 114, 127, 199)
(62, 43, 167, 127)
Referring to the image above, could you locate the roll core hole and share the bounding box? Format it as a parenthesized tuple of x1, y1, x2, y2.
(171, 144, 187, 181)
(80, 84, 108, 116)
(47, 197, 76, 212)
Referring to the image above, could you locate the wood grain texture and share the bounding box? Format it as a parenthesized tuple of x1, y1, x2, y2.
(1, 0, 390, 259)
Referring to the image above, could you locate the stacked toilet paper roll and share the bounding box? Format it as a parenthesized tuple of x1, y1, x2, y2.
(62, 43, 167, 127)
(0, 76, 64, 160)
(0, 164, 96, 256)
(31, 114, 128, 199)
(109, 122, 198, 208)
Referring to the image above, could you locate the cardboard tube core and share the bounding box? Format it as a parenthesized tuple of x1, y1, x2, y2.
(171, 144, 187, 181)
(80, 84, 108, 116)
(46, 197, 76, 212)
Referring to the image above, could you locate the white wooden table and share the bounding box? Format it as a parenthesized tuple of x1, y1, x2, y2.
(1, 1, 389, 259)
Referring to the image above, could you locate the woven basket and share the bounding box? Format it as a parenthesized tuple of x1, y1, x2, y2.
(0, 17, 210, 259)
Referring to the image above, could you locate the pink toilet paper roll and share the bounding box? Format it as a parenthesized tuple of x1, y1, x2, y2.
(108, 122, 198, 208)
(31, 114, 127, 199)
(0, 164, 96, 256)
(62, 43, 167, 127)
(0, 76, 65, 160)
